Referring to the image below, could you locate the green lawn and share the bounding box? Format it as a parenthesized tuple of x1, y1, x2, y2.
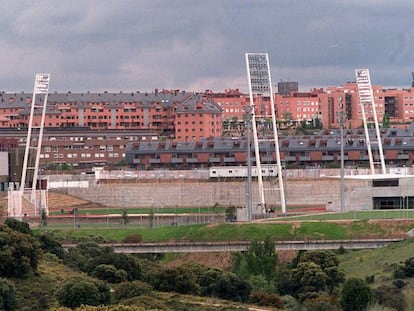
(271, 210, 414, 221)
(35, 219, 414, 243)
(50, 206, 226, 215)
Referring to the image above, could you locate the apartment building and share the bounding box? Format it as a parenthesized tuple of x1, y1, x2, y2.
(126, 126, 414, 170)
(0, 90, 222, 141)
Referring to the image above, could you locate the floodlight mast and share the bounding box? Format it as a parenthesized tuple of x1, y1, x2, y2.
(20, 73, 50, 203)
(265, 54, 286, 214)
(245, 53, 286, 214)
(355, 69, 386, 175)
(245, 54, 266, 213)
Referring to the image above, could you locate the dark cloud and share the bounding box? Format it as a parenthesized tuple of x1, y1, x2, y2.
(0, 0, 413, 93)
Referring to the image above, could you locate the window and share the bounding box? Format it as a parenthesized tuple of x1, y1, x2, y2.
(372, 179, 399, 187)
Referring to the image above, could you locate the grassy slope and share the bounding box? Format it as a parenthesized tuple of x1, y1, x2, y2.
(37, 219, 414, 243)
(339, 239, 414, 284)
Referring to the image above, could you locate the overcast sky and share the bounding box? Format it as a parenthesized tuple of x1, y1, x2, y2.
(1, 0, 414, 93)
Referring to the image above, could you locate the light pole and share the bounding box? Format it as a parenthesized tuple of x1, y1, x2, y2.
(244, 106, 253, 222)
(337, 108, 345, 214)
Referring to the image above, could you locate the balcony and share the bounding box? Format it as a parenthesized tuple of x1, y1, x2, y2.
(261, 156, 273, 162)
(283, 156, 296, 162)
(397, 154, 409, 160)
(150, 159, 161, 164)
(186, 158, 198, 163)
(299, 156, 311, 161)
(133, 159, 140, 164)
(224, 157, 236, 163)
(208, 157, 221, 163)
(171, 158, 183, 164)
(322, 155, 334, 161)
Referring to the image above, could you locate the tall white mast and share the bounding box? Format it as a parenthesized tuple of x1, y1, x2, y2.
(245, 53, 286, 214)
(245, 54, 265, 213)
(355, 69, 386, 174)
(20, 73, 50, 214)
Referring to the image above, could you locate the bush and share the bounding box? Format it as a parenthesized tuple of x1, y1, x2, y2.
(91, 264, 127, 283)
(0, 278, 17, 311)
(90, 252, 141, 281)
(392, 279, 407, 289)
(0, 225, 41, 278)
(250, 291, 284, 308)
(340, 278, 372, 311)
(152, 266, 200, 295)
(38, 234, 65, 259)
(56, 277, 110, 308)
(213, 272, 251, 302)
(4, 218, 32, 235)
(112, 280, 153, 303)
(302, 293, 338, 311)
(365, 275, 375, 284)
(372, 285, 406, 311)
(291, 262, 327, 301)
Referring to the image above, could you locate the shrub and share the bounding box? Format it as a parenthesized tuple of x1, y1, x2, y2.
(281, 295, 299, 310)
(250, 291, 284, 308)
(213, 272, 251, 302)
(365, 275, 375, 284)
(0, 225, 41, 277)
(152, 266, 200, 295)
(302, 293, 338, 311)
(112, 280, 153, 303)
(0, 278, 17, 311)
(340, 278, 372, 311)
(56, 277, 110, 308)
(400, 257, 414, 278)
(196, 266, 251, 302)
(372, 285, 406, 311)
(291, 262, 327, 301)
(90, 253, 141, 281)
(392, 279, 407, 289)
(4, 218, 32, 235)
(91, 264, 127, 283)
(38, 234, 65, 259)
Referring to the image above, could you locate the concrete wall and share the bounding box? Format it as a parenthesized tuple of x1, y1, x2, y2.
(66, 178, 343, 210)
(0, 152, 8, 177)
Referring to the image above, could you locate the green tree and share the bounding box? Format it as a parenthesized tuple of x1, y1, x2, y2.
(152, 266, 200, 295)
(90, 252, 141, 281)
(91, 264, 127, 283)
(291, 262, 327, 301)
(340, 278, 372, 311)
(56, 277, 110, 308)
(38, 234, 65, 259)
(0, 225, 41, 278)
(214, 272, 251, 302)
(232, 236, 278, 281)
(299, 250, 344, 294)
(4, 218, 32, 235)
(245, 237, 278, 280)
(0, 278, 17, 311)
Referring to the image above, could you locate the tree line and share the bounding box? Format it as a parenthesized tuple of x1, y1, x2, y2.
(1, 219, 414, 310)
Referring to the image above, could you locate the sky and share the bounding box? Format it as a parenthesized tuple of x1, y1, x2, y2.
(1, 0, 414, 93)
